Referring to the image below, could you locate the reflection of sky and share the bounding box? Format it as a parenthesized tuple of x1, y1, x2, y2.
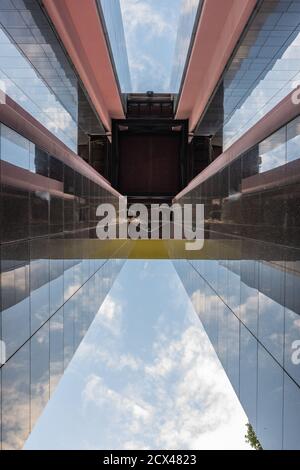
(222, 2, 300, 150)
(0, 28, 77, 152)
(99, 0, 132, 92)
(25, 261, 250, 450)
(119, 0, 183, 93)
(170, 0, 200, 92)
(259, 127, 287, 173)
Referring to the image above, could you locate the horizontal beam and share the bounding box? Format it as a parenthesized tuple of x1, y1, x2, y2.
(0, 94, 122, 198)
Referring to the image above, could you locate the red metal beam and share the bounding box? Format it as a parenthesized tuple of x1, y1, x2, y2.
(42, 0, 125, 132)
(176, 0, 257, 133)
(0, 93, 122, 198)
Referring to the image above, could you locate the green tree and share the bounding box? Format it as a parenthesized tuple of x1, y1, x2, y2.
(245, 423, 263, 450)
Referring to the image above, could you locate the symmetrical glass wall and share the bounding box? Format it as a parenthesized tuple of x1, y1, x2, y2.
(197, 0, 300, 151)
(0, 122, 127, 449)
(0, 0, 126, 450)
(174, 112, 300, 449)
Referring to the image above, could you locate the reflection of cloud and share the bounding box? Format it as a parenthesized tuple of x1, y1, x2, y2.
(223, 28, 300, 150)
(44, 106, 73, 133)
(64, 281, 82, 301)
(1, 347, 30, 450)
(182, 0, 199, 14)
(0, 78, 7, 94)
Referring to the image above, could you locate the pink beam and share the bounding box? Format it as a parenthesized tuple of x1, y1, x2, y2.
(42, 0, 125, 132)
(176, 0, 257, 133)
(0, 93, 122, 198)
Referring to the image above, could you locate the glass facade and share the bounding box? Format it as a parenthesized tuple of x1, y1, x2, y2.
(0, 122, 126, 449)
(170, 0, 200, 92)
(173, 113, 300, 449)
(186, 116, 300, 249)
(197, 0, 300, 151)
(174, 253, 300, 450)
(1, 254, 124, 450)
(0, 123, 120, 244)
(99, 0, 132, 93)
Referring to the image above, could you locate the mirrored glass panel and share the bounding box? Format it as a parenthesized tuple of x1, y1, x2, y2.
(257, 344, 283, 450)
(1, 343, 30, 450)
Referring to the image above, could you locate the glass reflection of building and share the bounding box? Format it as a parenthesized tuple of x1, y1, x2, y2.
(0, 0, 126, 450)
(170, 0, 300, 450)
(0, 118, 126, 449)
(98, 0, 132, 93)
(197, 0, 300, 151)
(1, 0, 300, 451)
(173, 113, 300, 450)
(170, 0, 200, 93)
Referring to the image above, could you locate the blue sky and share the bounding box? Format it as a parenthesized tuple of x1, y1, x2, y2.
(119, 0, 184, 92)
(25, 261, 251, 450)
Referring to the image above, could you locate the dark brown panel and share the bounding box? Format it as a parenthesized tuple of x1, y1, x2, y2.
(118, 134, 181, 196)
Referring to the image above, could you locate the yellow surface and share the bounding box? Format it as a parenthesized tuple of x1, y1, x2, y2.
(44, 238, 243, 260)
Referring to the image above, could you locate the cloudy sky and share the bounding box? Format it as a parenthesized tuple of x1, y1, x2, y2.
(119, 0, 197, 92)
(25, 260, 251, 450)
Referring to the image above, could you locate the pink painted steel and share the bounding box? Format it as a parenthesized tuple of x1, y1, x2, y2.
(0, 94, 122, 198)
(42, 0, 125, 132)
(176, 0, 257, 133)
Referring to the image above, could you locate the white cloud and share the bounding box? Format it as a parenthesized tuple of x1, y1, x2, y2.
(127, 51, 171, 92)
(77, 344, 142, 372)
(83, 374, 154, 424)
(119, 0, 180, 92)
(120, 0, 176, 39)
(123, 440, 150, 450)
(81, 314, 250, 450)
(94, 294, 123, 336)
(143, 324, 248, 450)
